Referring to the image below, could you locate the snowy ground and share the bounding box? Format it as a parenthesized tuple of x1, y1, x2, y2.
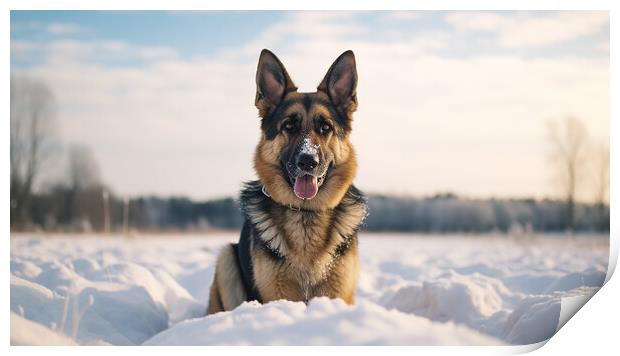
(10, 232, 609, 346)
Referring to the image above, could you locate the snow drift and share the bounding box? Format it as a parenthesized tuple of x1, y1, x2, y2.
(10, 233, 608, 346)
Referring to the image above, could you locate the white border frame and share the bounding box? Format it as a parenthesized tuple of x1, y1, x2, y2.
(3, 1, 616, 355)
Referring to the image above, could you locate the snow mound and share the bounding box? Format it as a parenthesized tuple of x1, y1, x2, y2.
(11, 312, 77, 346)
(544, 267, 606, 294)
(10, 272, 169, 345)
(10, 234, 608, 346)
(10, 239, 212, 345)
(501, 295, 561, 344)
(384, 270, 510, 325)
(144, 297, 502, 346)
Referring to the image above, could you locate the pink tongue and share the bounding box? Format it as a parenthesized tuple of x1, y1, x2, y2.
(293, 175, 319, 199)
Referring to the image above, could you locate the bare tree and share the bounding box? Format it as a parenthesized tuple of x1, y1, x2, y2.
(10, 75, 59, 229)
(591, 143, 610, 231)
(546, 117, 589, 233)
(67, 144, 104, 231)
(68, 144, 101, 191)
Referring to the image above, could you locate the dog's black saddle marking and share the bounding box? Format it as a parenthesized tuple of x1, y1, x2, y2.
(233, 220, 262, 303)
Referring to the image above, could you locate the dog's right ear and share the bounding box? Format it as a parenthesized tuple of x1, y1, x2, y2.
(255, 49, 297, 117)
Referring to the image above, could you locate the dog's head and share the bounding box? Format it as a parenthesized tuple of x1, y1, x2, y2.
(253, 49, 358, 210)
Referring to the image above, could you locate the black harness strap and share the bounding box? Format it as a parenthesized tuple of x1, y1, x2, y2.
(234, 220, 262, 303)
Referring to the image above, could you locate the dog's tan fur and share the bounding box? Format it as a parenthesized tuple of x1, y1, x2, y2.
(207, 49, 364, 314)
(206, 244, 246, 314)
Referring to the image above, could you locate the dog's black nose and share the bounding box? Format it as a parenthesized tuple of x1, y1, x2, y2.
(297, 153, 319, 171)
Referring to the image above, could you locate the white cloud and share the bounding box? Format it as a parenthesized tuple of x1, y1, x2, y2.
(12, 39, 178, 63)
(11, 40, 37, 54)
(596, 41, 609, 52)
(444, 12, 505, 32)
(12, 12, 609, 202)
(381, 11, 422, 22)
(445, 11, 609, 48)
(47, 22, 82, 35)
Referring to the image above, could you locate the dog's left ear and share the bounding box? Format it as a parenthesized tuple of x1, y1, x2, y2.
(318, 50, 358, 113)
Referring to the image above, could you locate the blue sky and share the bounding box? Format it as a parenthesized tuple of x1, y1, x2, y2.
(11, 11, 288, 65)
(12, 11, 609, 66)
(10, 11, 610, 201)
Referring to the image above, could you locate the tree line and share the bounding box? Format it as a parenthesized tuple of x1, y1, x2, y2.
(365, 193, 608, 233)
(19, 189, 609, 233)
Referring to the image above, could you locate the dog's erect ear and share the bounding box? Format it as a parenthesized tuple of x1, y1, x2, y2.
(318, 50, 358, 113)
(255, 49, 296, 116)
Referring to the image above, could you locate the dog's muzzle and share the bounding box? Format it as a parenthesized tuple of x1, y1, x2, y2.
(283, 158, 329, 200)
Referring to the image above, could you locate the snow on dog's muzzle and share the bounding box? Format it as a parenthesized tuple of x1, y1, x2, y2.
(291, 137, 324, 200)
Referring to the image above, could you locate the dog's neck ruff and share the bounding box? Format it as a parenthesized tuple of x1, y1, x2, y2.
(240, 180, 368, 260)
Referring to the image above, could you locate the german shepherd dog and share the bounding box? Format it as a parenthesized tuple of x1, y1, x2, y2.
(207, 49, 367, 314)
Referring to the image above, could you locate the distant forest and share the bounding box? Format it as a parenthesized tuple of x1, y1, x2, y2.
(20, 185, 609, 234)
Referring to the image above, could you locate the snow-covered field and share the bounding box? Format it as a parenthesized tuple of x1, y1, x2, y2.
(10, 232, 609, 346)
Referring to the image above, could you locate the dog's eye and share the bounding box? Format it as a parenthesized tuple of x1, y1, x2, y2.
(320, 124, 332, 135)
(283, 121, 297, 133)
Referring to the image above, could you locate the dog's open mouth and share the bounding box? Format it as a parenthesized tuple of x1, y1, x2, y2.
(293, 175, 317, 200)
(293, 173, 327, 200)
(282, 161, 330, 201)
